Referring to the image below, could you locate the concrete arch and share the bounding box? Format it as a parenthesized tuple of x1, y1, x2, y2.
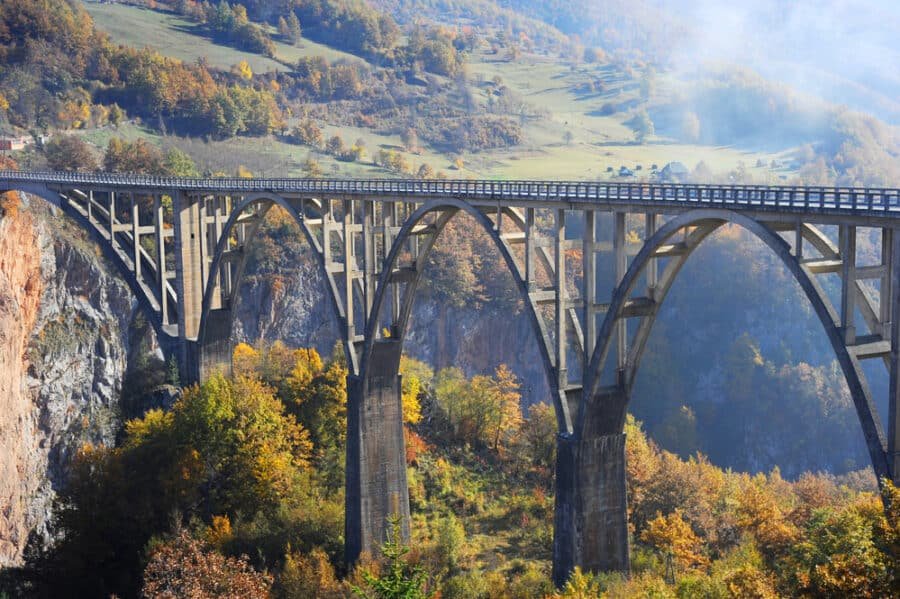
(361, 199, 572, 432)
(195, 193, 345, 380)
(1, 182, 169, 338)
(583, 208, 891, 482)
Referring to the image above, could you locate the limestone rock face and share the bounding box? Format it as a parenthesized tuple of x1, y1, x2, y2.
(233, 248, 550, 406)
(0, 196, 157, 565)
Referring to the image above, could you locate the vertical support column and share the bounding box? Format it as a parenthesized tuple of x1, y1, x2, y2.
(554, 212, 632, 587)
(889, 229, 900, 484)
(363, 200, 375, 320)
(154, 194, 168, 326)
(210, 195, 224, 310)
(646, 213, 657, 299)
(345, 341, 410, 565)
(173, 190, 205, 381)
(583, 211, 596, 362)
(386, 202, 401, 329)
(552, 389, 630, 586)
(199, 195, 209, 293)
(525, 207, 536, 291)
(880, 228, 892, 337)
(614, 212, 627, 374)
(131, 193, 141, 281)
(555, 209, 567, 391)
(108, 191, 116, 243)
(343, 199, 356, 344)
(841, 225, 857, 344)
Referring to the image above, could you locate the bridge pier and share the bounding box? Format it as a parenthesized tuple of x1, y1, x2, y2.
(345, 340, 411, 564)
(196, 308, 233, 381)
(553, 389, 630, 586)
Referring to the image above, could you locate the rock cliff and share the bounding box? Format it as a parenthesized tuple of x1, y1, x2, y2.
(0, 195, 158, 566)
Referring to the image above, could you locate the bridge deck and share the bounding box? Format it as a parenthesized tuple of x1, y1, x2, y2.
(3, 170, 900, 222)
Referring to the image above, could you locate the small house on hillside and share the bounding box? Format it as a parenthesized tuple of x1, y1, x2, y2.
(659, 161, 689, 182)
(0, 135, 30, 152)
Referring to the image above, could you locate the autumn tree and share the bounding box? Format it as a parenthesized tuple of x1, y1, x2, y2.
(289, 119, 324, 147)
(277, 547, 342, 598)
(326, 135, 345, 156)
(142, 528, 272, 598)
(231, 59, 253, 81)
(483, 364, 522, 454)
(401, 128, 419, 153)
(522, 402, 557, 472)
(278, 12, 302, 45)
(433, 365, 522, 453)
(303, 157, 323, 178)
(45, 135, 97, 172)
(164, 147, 200, 177)
(104, 137, 166, 174)
(233, 342, 261, 377)
(108, 103, 125, 128)
(641, 510, 708, 570)
(416, 163, 435, 179)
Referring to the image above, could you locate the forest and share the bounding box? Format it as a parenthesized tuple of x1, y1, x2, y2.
(1, 339, 896, 597)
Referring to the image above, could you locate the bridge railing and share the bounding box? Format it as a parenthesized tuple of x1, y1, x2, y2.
(2, 170, 899, 214)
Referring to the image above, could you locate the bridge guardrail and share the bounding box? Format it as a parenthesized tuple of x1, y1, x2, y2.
(1, 170, 899, 214)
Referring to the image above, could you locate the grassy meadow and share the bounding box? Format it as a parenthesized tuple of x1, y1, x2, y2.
(81, 2, 798, 182)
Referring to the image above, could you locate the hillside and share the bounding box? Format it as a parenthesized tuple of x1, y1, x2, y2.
(62, 2, 800, 182)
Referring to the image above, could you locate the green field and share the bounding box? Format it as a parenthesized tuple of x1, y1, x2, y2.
(82, 2, 797, 182)
(84, 2, 363, 73)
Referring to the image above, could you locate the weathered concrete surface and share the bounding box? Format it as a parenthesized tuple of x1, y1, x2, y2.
(197, 308, 233, 381)
(345, 340, 410, 563)
(552, 433, 630, 586)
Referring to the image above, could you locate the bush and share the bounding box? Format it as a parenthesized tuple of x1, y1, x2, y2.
(142, 528, 272, 598)
(45, 135, 97, 172)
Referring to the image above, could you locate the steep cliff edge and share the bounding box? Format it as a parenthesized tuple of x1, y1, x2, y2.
(0, 196, 158, 566)
(0, 194, 43, 565)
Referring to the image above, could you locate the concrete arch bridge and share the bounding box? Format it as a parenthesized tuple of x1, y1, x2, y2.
(2, 171, 899, 584)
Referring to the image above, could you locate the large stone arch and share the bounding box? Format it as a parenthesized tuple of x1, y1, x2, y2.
(361, 198, 569, 431)
(195, 193, 345, 380)
(583, 208, 891, 482)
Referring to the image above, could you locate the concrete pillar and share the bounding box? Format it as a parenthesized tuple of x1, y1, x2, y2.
(197, 309, 234, 382)
(889, 229, 900, 484)
(173, 191, 205, 381)
(553, 391, 630, 586)
(345, 340, 410, 564)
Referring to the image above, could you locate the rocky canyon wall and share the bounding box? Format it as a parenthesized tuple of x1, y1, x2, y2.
(0, 195, 156, 565)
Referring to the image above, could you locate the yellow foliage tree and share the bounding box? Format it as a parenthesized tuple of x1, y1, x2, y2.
(287, 347, 324, 400)
(486, 364, 523, 454)
(735, 475, 799, 557)
(233, 342, 260, 377)
(401, 374, 422, 425)
(232, 59, 253, 81)
(641, 510, 708, 570)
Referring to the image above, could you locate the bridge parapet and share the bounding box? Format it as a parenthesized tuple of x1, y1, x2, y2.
(3, 170, 900, 220)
